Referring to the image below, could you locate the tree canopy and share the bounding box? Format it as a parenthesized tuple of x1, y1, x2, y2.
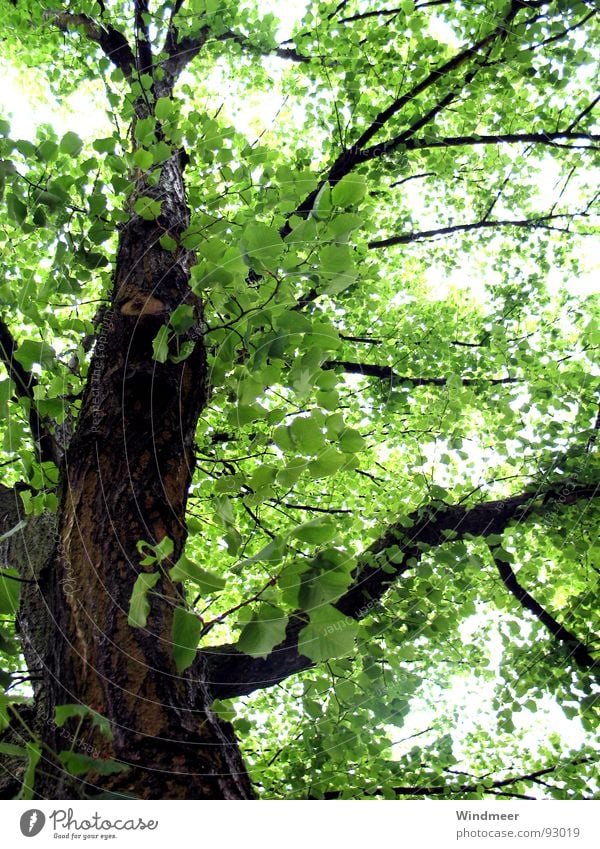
(0, 0, 598, 800)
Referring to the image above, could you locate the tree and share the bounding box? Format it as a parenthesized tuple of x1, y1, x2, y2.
(0, 0, 598, 801)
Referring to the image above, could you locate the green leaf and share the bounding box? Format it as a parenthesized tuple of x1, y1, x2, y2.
(169, 340, 195, 363)
(210, 698, 236, 722)
(311, 183, 332, 220)
(0, 625, 19, 656)
(297, 549, 354, 608)
(327, 213, 363, 237)
(92, 137, 116, 153)
(19, 743, 41, 800)
(88, 220, 113, 244)
(136, 538, 158, 566)
(236, 536, 287, 571)
(338, 427, 365, 453)
(134, 116, 156, 145)
(276, 458, 307, 488)
(152, 140, 173, 163)
(160, 233, 178, 251)
(308, 447, 346, 479)
(298, 605, 358, 662)
(169, 555, 226, 593)
(248, 463, 277, 492)
(153, 536, 174, 561)
(0, 741, 28, 757)
(320, 244, 353, 274)
(285, 217, 318, 244)
(289, 415, 325, 454)
(237, 604, 288, 659)
(32, 206, 46, 227)
(0, 694, 11, 731)
(0, 379, 15, 418)
(241, 223, 284, 268)
(275, 311, 313, 334)
(33, 190, 62, 209)
(171, 607, 202, 673)
(36, 139, 58, 162)
(127, 572, 160, 628)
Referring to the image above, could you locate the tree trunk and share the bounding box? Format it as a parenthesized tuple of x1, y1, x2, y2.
(5, 153, 254, 799)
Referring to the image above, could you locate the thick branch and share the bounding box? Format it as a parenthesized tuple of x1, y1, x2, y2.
(368, 213, 590, 249)
(43, 11, 135, 78)
(0, 319, 58, 466)
(323, 360, 520, 387)
(492, 550, 597, 670)
(202, 483, 599, 698)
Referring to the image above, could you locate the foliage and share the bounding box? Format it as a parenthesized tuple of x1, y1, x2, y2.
(0, 0, 598, 799)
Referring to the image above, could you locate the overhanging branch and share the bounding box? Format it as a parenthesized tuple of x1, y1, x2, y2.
(316, 757, 592, 799)
(43, 10, 135, 79)
(134, 0, 153, 75)
(201, 483, 599, 698)
(0, 319, 59, 466)
(217, 30, 313, 64)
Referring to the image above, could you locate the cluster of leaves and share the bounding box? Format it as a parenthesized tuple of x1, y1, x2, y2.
(0, 0, 598, 798)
